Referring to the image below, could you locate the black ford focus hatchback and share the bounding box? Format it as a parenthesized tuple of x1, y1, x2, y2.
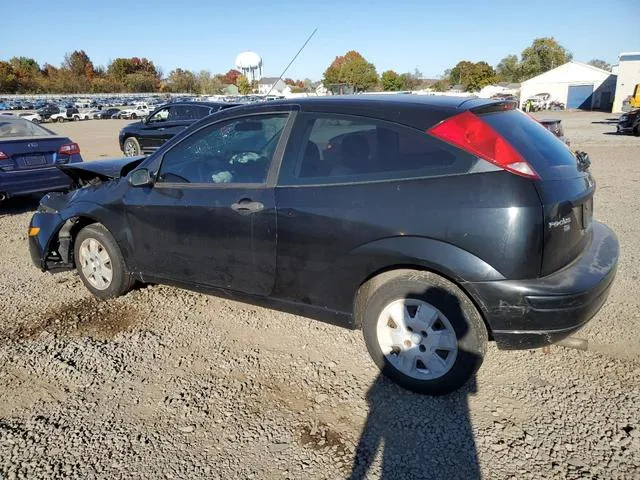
(29, 96, 618, 395)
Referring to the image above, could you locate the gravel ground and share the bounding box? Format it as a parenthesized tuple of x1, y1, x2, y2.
(0, 112, 639, 479)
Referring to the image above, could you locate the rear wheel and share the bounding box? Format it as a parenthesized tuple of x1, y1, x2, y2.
(357, 270, 487, 395)
(32, 118, 40, 124)
(57, 117, 64, 123)
(123, 137, 141, 157)
(74, 224, 133, 300)
(131, 113, 137, 119)
(634, 124, 640, 137)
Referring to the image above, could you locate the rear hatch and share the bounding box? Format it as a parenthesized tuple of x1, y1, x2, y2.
(0, 136, 75, 171)
(480, 109, 594, 276)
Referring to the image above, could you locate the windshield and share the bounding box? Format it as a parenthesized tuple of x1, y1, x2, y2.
(0, 118, 52, 138)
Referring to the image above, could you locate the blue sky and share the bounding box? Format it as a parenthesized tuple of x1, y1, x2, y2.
(3, 0, 639, 80)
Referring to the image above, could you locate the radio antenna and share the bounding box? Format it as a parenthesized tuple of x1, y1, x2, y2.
(266, 28, 318, 96)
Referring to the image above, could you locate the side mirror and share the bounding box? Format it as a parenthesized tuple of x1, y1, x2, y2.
(129, 168, 153, 187)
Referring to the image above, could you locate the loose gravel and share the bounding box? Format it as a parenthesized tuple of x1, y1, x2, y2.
(0, 111, 638, 479)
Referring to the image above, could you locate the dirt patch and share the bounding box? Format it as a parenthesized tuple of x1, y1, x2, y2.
(4, 297, 137, 342)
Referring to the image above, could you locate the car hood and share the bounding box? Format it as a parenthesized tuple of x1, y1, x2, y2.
(58, 156, 146, 183)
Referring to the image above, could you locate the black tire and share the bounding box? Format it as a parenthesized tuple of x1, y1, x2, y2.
(131, 113, 137, 119)
(123, 137, 141, 157)
(57, 117, 65, 123)
(356, 269, 488, 395)
(634, 124, 640, 137)
(74, 223, 134, 300)
(32, 119, 40, 124)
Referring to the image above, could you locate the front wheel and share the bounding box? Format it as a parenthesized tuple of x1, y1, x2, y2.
(131, 113, 137, 119)
(74, 224, 134, 300)
(123, 137, 141, 157)
(357, 270, 488, 395)
(57, 117, 65, 123)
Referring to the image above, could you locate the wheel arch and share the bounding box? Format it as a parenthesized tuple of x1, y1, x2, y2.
(348, 236, 501, 336)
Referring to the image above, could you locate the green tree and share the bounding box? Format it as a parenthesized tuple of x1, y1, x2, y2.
(124, 72, 158, 92)
(323, 50, 378, 92)
(496, 54, 522, 83)
(400, 69, 423, 91)
(237, 74, 252, 94)
(381, 70, 406, 91)
(587, 59, 611, 71)
(166, 68, 197, 93)
(520, 37, 572, 80)
(447, 61, 496, 91)
(196, 70, 224, 95)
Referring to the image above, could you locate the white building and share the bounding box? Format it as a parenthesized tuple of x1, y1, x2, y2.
(519, 61, 617, 111)
(612, 52, 640, 112)
(257, 77, 286, 95)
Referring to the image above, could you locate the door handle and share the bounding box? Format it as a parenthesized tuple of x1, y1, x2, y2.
(231, 199, 264, 215)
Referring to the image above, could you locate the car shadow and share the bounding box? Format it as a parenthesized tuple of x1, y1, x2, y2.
(348, 286, 481, 479)
(602, 132, 623, 136)
(0, 194, 41, 217)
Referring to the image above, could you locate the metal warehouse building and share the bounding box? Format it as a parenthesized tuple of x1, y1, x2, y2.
(612, 52, 640, 113)
(520, 61, 617, 111)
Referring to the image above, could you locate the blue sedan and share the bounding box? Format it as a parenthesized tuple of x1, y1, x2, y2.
(0, 117, 83, 201)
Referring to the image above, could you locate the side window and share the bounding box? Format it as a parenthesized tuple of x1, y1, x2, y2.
(157, 114, 289, 185)
(147, 107, 170, 123)
(279, 113, 475, 185)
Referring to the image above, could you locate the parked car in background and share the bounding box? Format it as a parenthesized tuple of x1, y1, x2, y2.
(538, 119, 570, 145)
(119, 101, 237, 156)
(73, 109, 101, 121)
(50, 107, 80, 123)
(94, 108, 121, 120)
(37, 104, 61, 121)
(617, 109, 640, 136)
(117, 104, 153, 120)
(0, 116, 83, 200)
(28, 96, 618, 395)
(18, 112, 43, 124)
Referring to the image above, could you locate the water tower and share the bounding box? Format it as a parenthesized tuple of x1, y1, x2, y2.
(235, 52, 263, 83)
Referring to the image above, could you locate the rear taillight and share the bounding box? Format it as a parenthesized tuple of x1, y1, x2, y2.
(59, 143, 80, 155)
(0, 151, 8, 160)
(428, 111, 539, 179)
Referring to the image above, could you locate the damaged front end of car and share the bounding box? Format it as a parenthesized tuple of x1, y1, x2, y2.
(29, 156, 146, 272)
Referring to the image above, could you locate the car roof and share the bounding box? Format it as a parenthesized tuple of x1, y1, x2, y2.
(211, 95, 501, 130)
(166, 101, 235, 108)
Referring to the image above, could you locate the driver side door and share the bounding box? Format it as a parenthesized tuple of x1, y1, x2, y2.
(123, 112, 293, 296)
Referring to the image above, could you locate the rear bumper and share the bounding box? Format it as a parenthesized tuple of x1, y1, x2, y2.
(0, 158, 81, 198)
(466, 221, 618, 349)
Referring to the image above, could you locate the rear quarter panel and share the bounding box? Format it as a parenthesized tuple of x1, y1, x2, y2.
(273, 172, 543, 313)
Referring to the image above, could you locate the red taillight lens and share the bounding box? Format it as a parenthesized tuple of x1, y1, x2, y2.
(428, 111, 539, 179)
(0, 151, 8, 160)
(59, 143, 80, 155)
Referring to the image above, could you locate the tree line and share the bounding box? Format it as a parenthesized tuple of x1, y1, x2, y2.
(1, 39, 613, 95)
(323, 38, 612, 94)
(0, 50, 316, 95)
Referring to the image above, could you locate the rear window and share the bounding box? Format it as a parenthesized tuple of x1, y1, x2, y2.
(0, 119, 51, 138)
(480, 110, 579, 180)
(279, 113, 475, 185)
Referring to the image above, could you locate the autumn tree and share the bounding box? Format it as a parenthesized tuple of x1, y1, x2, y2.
(0, 61, 19, 93)
(323, 50, 378, 92)
(381, 70, 406, 91)
(400, 69, 423, 91)
(520, 37, 572, 80)
(236, 75, 252, 94)
(587, 59, 611, 71)
(223, 69, 241, 86)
